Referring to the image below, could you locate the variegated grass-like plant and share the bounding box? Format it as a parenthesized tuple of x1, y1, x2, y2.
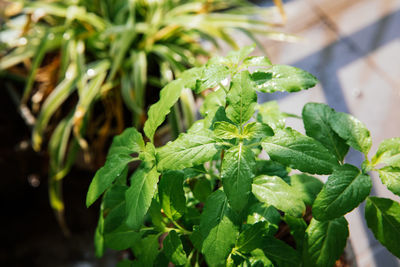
(0, 0, 292, 234)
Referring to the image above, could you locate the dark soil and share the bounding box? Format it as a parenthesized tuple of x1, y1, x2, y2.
(0, 84, 116, 267)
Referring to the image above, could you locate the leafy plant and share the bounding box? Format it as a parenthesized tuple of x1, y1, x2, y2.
(86, 45, 400, 266)
(0, 0, 291, 231)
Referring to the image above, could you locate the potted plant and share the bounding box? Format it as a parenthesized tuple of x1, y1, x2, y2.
(86, 45, 400, 266)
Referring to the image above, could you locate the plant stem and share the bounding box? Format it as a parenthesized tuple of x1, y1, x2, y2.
(247, 142, 262, 148)
(185, 250, 195, 267)
(130, 157, 141, 162)
(219, 149, 225, 179)
(218, 81, 229, 94)
(140, 227, 155, 232)
(171, 219, 192, 235)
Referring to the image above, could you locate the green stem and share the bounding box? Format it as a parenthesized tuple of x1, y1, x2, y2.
(185, 250, 195, 267)
(218, 81, 229, 94)
(140, 227, 155, 232)
(219, 149, 225, 179)
(219, 141, 234, 147)
(195, 251, 200, 267)
(247, 142, 262, 148)
(171, 219, 192, 235)
(282, 112, 302, 119)
(130, 157, 141, 162)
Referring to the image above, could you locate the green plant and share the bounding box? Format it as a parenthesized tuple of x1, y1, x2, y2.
(86, 45, 400, 266)
(0, 0, 292, 231)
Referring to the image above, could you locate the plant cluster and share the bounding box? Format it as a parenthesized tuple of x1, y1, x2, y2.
(86, 45, 400, 266)
(0, 0, 290, 229)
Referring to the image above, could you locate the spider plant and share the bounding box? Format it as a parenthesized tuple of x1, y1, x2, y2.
(0, 0, 292, 234)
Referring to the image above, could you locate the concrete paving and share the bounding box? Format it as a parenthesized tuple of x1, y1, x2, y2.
(255, 0, 400, 266)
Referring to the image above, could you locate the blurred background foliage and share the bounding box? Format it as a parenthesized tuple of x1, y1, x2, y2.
(0, 0, 292, 234)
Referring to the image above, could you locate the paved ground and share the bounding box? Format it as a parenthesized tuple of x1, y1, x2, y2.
(255, 0, 400, 266)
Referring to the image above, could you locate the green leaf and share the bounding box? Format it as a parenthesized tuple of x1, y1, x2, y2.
(75, 61, 110, 132)
(247, 203, 281, 226)
(154, 251, 169, 267)
(241, 56, 272, 69)
(213, 121, 239, 139)
(329, 111, 372, 155)
(103, 185, 127, 210)
(183, 165, 207, 179)
(32, 63, 78, 150)
(125, 167, 159, 229)
(365, 197, 400, 258)
(86, 128, 144, 207)
(86, 156, 131, 207)
(148, 198, 164, 230)
(378, 166, 400, 196)
(226, 44, 255, 66)
(222, 144, 256, 212)
(157, 130, 218, 171)
(200, 191, 239, 267)
(104, 224, 142, 250)
(255, 160, 289, 179)
(132, 234, 160, 266)
(200, 88, 226, 118)
(139, 142, 157, 168)
(303, 217, 349, 267)
(103, 185, 128, 233)
(196, 64, 230, 93)
(262, 128, 339, 175)
(242, 122, 274, 139)
(108, 127, 145, 156)
(283, 215, 307, 251)
(261, 236, 301, 267)
(180, 66, 205, 90)
(226, 71, 257, 126)
(252, 175, 305, 217)
(236, 222, 267, 253)
(372, 137, 400, 167)
(256, 101, 286, 129)
(190, 226, 203, 251)
(192, 177, 213, 203)
(250, 249, 274, 267)
(251, 65, 317, 93)
(116, 259, 134, 267)
(302, 103, 349, 162)
(144, 78, 186, 142)
(312, 164, 372, 221)
(163, 230, 187, 265)
(22, 30, 49, 103)
(159, 171, 186, 220)
(290, 174, 323, 206)
(210, 106, 235, 130)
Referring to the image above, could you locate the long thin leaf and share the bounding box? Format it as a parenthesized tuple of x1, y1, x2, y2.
(32, 63, 78, 150)
(22, 30, 50, 103)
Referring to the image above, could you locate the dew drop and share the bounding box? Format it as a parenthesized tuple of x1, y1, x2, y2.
(66, 68, 74, 80)
(63, 32, 71, 40)
(86, 68, 96, 77)
(18, 37, 27, 46)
